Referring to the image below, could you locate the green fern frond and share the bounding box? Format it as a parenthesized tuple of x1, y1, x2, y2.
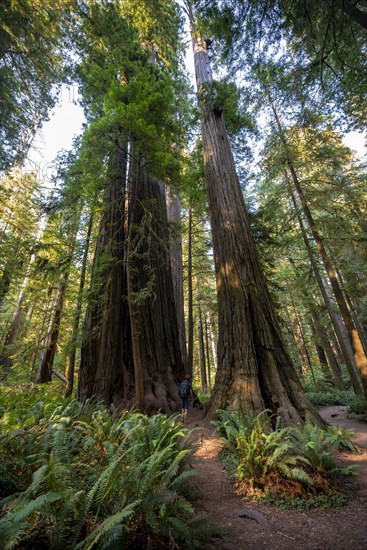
(13, 490, 69, 522)
(75, 501, 140, 550)
(0, 517, 29, 550)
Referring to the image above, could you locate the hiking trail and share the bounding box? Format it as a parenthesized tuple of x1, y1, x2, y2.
(186, 406, 367, 549)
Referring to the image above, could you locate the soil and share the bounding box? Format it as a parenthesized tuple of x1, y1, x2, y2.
(185, 405, 367, 550)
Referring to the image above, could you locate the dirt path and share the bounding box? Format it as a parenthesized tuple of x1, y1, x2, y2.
(186, 406, 367, 550)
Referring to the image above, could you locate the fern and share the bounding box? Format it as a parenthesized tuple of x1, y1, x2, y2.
(0, 390, 208, 549)
(75, 501, 139, 550)
(213, 408, 356, 498)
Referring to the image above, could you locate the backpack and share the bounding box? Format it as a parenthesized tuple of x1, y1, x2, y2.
(179, 380, 191, 399)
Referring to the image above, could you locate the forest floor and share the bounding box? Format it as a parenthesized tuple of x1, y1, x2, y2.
(185, 405, 367, 550)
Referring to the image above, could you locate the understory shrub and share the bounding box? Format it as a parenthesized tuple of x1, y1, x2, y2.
(305, 389, 355, 408)
(0, 385, 211, 550)
(213, 409, 359, 508)
(348, 396, 367, 416)
(194, 388, 211, 407)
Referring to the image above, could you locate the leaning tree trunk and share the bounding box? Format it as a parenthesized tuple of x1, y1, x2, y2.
(336, 267, 367, 354)
(287, 182, 363, 394)
(126, 158, 185, 413)
(270, 101, 367, 398)
(0, 267, 11, 309)
(0, 295, 26, 371)
(77, 143, 133, 404)
(37, 210, 81, 385)
(191, 30, 322, 425)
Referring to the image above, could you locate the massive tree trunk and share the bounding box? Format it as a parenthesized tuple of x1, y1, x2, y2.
(77, 143, 133, 404)
(166, 186, 188, 370)
(191, 30, 322, 424)
(126, 157, 185, 413)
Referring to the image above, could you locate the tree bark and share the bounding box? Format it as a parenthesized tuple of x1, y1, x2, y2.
(126, 158, 185, 413)
(187, 205, 194, 378)
(77, 143, 133, 404)
(204, 312, 212, 390)
(198, 304, 207, 391)
(191, 29, 322, 425)
(166, 186, 188, 370)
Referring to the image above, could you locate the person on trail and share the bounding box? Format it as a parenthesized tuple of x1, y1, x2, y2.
(179, 374, 192, 422)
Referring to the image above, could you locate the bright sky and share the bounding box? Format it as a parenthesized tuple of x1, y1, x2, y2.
(26, 85, 85, 184)
(343, 131, 366, 158)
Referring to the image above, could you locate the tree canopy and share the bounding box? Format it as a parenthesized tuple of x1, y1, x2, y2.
(1, 0, 366, 415)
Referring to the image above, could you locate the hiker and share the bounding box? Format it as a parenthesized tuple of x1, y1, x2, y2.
(179, 374, 192, 422)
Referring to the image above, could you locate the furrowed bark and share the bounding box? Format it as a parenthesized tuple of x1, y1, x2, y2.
(191, 30, 323, 425)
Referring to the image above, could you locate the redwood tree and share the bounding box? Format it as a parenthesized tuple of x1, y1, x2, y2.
(188, 5, 321, 424)
(76, 0, 186, 410)
(77, 144, 133, 404)
(127, 160, 185, 412)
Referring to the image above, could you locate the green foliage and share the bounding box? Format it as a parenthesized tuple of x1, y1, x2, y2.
(213, 409, 358, 507)
(75, 0, 187, 185)
(213, 410, 313, 488)
(288, 422, 359, 475)
(0, 0, 75, 170)
(199, 79, 254, 136)
(0, 387, 211, 549)
(0, 383, 68, 430)
(349, 396, 367, 416)
(194, 388, 211, 407)
(264, 492, 348, 511)
(305, 390, 356, 408)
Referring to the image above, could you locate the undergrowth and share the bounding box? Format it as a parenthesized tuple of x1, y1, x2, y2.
(305, 389, 355, 408)
(213, 409, 360, 510)
(0, 384, 214, 550)
(304, 387, 367, 418)
(194, 388, 211, 407)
